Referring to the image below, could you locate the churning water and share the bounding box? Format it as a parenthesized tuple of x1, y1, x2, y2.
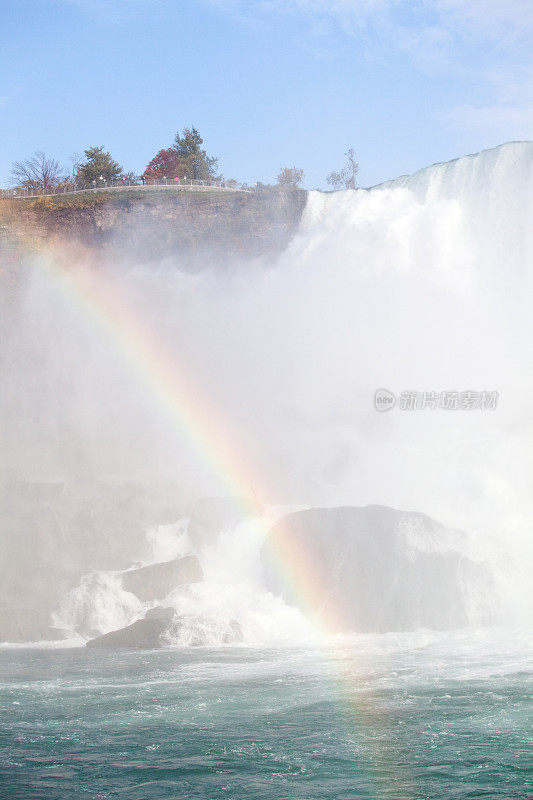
(0, 632, 530, 799)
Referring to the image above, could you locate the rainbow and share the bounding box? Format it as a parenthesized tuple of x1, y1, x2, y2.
(21, 240, 344, 629)
(3, 223, 346, 628)
(3, 229, 417, 796)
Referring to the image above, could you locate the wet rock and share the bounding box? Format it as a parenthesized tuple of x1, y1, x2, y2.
(262, 505, 494, 633)
(120, 555, 203, 601)
(86, 611, 243, 649)
(86, 617, 170, 649)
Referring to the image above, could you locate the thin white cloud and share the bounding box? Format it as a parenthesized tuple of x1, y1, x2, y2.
(207, 0, 533, 140)
(292, 0, 533, 31)
(206, 0, 391, 30)
(208, 0, 533, 48)
(435, 0, 533, 40)
(438, 103, 533, 140)
(55, 0, 160, 20)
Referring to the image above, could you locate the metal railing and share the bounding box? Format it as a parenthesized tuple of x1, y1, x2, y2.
(4, 177, 251, 199)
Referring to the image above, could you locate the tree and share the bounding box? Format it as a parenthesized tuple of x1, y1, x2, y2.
(11, 151, 66, 191)
(142, 148, 183, 180)
(173, 127, 218, 181)
(121, 171, 140, 184)
(76, 146, 123, 185)
(277, 166, 305, 189)
(70, 152, 83, 180)
(326, 148, 359, 190)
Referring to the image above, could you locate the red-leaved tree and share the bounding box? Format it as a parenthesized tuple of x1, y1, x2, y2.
(142, 148, 184, 180)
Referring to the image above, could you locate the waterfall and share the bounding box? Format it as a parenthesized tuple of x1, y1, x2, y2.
(2, 142, 532, 642)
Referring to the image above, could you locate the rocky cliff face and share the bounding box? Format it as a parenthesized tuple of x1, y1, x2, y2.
(0, 476, 186, 641)
(1, 188, 307, 268)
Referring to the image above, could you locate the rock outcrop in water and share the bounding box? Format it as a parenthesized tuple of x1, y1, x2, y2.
(120, 555, 203, 600)
(86, 607, 243, 649)
(262, 505, 494, 633)
(86, 614, 171, 650)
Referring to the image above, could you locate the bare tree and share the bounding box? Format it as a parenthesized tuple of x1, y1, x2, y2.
(326, 148, 359, 190)
(70, 152, 83, 182)
(277, 166, 305, 189)
(11, 151, 66, 191)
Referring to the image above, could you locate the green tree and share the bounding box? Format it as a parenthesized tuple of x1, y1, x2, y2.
(277, 166, 305, 189)
(76, 146, 124, 185)
(173, 127, 218, 181)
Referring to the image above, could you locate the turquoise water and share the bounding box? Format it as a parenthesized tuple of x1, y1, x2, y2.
(0, 630, 530, 800)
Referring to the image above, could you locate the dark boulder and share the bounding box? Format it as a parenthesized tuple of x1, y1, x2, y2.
(262, 505, 494, 633)
(144, 605, 176, 621)
(86, 616, 170, 649)
(86, 610, 243, 649)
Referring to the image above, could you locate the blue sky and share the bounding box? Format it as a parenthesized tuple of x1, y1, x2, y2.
(1, 0, 532, 188)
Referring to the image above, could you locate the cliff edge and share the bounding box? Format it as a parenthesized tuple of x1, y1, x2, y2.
(0, 187, 307, 268)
